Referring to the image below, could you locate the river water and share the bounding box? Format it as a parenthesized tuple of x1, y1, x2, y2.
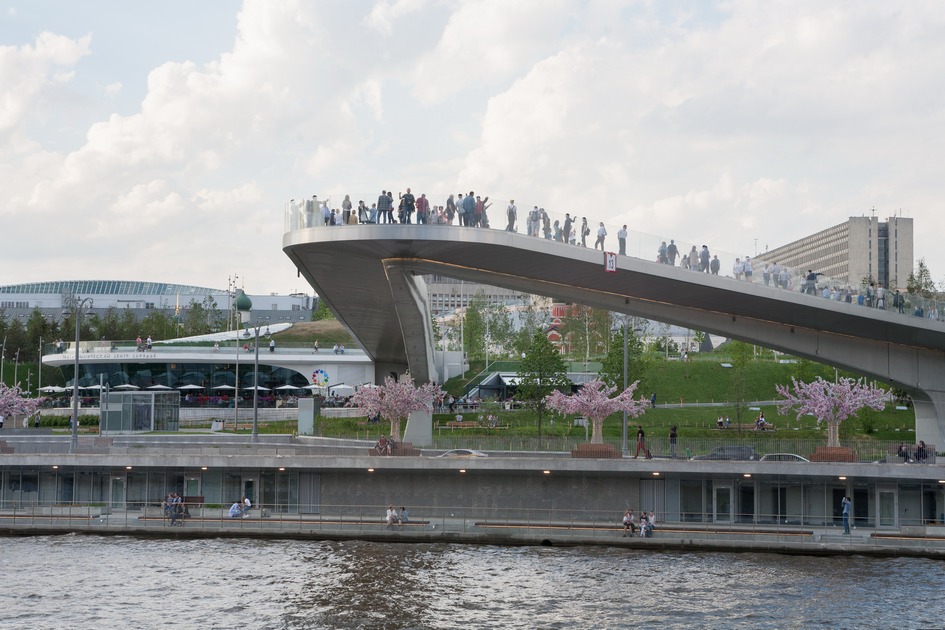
(2, 535, 943, 629)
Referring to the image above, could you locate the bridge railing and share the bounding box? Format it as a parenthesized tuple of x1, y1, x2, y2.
(284, 195, 945, 324)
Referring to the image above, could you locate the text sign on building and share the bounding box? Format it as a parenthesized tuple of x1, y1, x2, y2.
(604, 252, 617, 273)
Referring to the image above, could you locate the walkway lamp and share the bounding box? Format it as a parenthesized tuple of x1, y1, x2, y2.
(14, 348, 20, 387)
(62, 297, 94, 453)
(235, 290, 270, 441)
(1, 336, 5, 383)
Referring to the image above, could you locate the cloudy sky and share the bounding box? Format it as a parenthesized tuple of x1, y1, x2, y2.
(2, 0, 944, 296)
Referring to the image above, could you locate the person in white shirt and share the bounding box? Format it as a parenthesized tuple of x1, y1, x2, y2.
(242, 496, 252, 517)
(386, 505, 399, 529)
(594, 223, 607, 250)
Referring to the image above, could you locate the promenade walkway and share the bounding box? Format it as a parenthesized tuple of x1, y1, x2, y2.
(4, 506, 945, 559)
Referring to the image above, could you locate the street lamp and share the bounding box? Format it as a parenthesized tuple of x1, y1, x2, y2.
(62, 296, 94, 453)
(613, 315, 644, 455)
(1, 336, 6, 384)
(234, 289, 270, 441)
(14, 348, 20, 386)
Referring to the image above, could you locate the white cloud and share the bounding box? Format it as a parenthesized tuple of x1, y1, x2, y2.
(3, 0, 945, 294)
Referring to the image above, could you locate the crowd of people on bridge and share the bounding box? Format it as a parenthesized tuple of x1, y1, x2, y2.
(287, 190, 944, 323)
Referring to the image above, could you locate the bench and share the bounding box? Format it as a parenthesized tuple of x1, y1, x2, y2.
(443, 420, 481, 429)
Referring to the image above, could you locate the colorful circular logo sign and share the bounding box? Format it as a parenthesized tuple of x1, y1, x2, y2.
(312, 369, 329, 387)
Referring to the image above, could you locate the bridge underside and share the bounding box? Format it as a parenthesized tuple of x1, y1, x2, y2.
(284, 226, 945, 445)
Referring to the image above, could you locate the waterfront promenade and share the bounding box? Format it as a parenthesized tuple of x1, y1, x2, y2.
(4, 433, 945, 557)
(4, 501, 945, 559)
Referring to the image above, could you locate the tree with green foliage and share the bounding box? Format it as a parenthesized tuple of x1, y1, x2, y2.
(510, 296, 549, 358)
(463, 290, 488, 362)
(139, 309, 175, 341)
(311, 298, 335, 321)
(907, 258, 937, 299)
(728, 340, 754, 427)
(599, 326, 650, 396)
(514, 330, 571, 439)
(558, 304, 610, 363)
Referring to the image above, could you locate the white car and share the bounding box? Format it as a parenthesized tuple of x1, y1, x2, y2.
(759, 453, 810, 462)
(437, 449, 489, 458)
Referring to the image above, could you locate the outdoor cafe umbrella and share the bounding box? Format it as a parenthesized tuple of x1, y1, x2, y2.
(147, 384, 172, 390)
(244, 385, 271, 391)
(275, 384, 302, 391)
(328, 384, 355, 397)
(113, 384, 139, 390)
(212, 384, 236, 391)
(177, 384, 205, 390)
(39, 385, 66, 393)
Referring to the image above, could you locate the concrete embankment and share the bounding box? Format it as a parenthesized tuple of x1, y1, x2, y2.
(4, 515, 945, 559)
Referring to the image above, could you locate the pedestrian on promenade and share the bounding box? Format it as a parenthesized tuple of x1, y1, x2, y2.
(841, 496, 852, 534)
(669, 426, 678, 459)
(634, 425, 649, 459)
(617, 225, 627, 255)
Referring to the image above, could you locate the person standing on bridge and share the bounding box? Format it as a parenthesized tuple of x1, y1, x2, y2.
(580, 217, 589, 247)
(506, 200, 517, 232)
(402, 188, 416, 224)
(415, 193, 429, 224)
(462, 192, 476, 227)
(667, 239, 679, 265)
(594, 222, 607, 250)
(377, 190, 392, 224)
(617, 225, 627, 255)
(563, 214, 573, 243)
(700, 245, 710, 273)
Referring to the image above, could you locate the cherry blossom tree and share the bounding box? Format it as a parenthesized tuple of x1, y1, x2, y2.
(0, 383, 43, 421)
(350, 375, 444, 439)
(545, 379, 650, 444)
(776, 376, 887, 447)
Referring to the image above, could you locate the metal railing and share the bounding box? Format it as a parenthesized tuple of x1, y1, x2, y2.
(3, 502, 945, 550)
(283, 195, 945, 324)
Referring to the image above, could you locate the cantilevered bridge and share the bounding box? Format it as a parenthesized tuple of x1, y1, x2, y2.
(284, 225, 945, 446)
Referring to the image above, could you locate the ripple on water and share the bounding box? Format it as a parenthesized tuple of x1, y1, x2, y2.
(2, 536, 945, 629)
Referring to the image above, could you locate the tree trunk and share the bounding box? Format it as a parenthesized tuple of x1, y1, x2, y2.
(390, 418, 402, 440)
(591, 417, 604, 444)
(826, 420, 840, 448)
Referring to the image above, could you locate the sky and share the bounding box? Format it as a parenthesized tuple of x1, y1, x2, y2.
(2, 0, 945, 296)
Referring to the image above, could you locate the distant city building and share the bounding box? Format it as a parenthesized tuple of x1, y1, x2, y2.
(758, 216, 913, 290)
(0, 280, 313, 324)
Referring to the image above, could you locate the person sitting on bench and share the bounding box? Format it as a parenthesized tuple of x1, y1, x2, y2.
(375, 435, 392, 455)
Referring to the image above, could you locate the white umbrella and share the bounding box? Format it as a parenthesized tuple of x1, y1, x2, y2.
(245, 385, 271, 391)
(113, 384, 139, 390)
(212, 384, 236, 390)
(275, 384, 302, 390)
(147, 384, 172, 390)
(329, 385, 355, 396)
(84, 384, 105, 391)
(178, 384, 205, 390)
(39, 385, 66, 393)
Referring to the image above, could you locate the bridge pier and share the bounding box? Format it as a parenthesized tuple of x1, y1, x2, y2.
(403, 410, 433, 447)
(913, 394, 945, 448)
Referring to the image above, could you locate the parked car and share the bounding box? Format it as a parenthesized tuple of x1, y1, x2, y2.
(759, 453, 810, 463)
(437, 449, 489, 458)
(693, 446, 759, 461)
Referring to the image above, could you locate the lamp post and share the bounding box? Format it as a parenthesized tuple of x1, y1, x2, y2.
(234, 289, 270, 441)
(37, 336, 43, 402)
(14, 349, 20, 387)
(63, 296, 94, 453)
(1, 336, 6, 384)
(245, 321, 271, 441)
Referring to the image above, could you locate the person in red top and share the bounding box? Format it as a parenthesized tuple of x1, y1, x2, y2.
(415, 193, 430, 224)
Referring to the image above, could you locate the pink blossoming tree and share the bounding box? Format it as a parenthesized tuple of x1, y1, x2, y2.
(545, 379, 650, 444)
(776, 376, 887, 447)
(350, 375, 444, 439)
(0, 383, 43, 421)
